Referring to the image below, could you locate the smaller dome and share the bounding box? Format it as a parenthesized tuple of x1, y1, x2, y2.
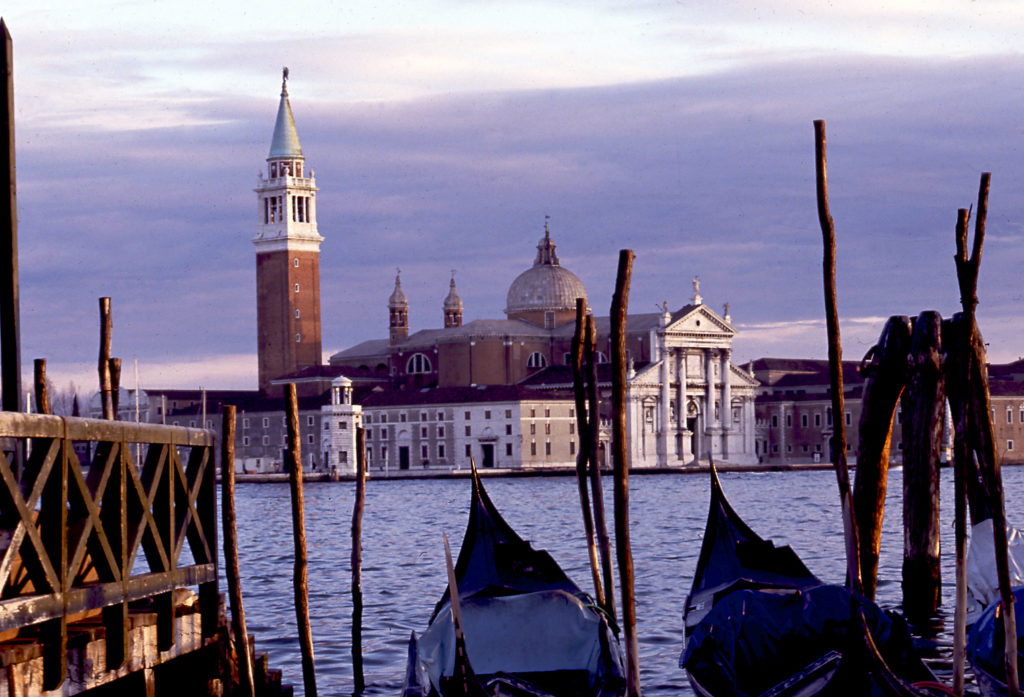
(443, 276, 463, 312)
(389, 273, 408, 307)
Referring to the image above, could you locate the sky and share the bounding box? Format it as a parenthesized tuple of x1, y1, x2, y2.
(5, 1, 1024, 395)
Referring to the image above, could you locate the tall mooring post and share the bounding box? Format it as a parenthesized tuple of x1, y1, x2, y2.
(1, 20, 21, 415)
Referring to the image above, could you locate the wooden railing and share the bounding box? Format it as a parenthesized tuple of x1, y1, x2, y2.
(0, 412, 218, 689)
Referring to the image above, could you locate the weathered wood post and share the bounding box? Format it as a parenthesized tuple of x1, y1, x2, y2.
(610, 249, 641, 697)
(286, 383, 318, 697)
(813, 119, 863, 594)
(951, 176, 1019, 694)
(221, 405, 256, 697)
(98, 298, 113, 420)
(1, 20, 21, 417)
(352, 426, 367, 695)
(33, 358, 49, 414)
(109, 356, 121, 417)
(852, 316, 911, 599)
(901, 311, 945, 620)
(586, 313, 617, 627)
(571, 298, 604, 608)
(944, 316, 970, 695)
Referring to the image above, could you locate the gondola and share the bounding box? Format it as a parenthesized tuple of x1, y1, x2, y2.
(966, 585, 1024, 696)
(401, 467, 624, 697)
(680, 466, 942, 697)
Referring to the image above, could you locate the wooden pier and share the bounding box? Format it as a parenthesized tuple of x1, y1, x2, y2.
(0, 411, 282, 696)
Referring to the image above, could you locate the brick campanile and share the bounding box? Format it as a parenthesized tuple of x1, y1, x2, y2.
(253, 69, 323, 392)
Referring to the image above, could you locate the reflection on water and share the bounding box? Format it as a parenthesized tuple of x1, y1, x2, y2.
(225, 467, 1024, 696)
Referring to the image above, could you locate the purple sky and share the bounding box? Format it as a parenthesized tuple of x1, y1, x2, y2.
(7, 4, 1024, 393)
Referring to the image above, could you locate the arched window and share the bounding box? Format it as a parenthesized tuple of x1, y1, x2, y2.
(407, 353, 433, 374)
(527, 352, 547, 369)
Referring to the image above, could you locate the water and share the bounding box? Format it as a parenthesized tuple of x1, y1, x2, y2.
(225, 467, 1024, 696)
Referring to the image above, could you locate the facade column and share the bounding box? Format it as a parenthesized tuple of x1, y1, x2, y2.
(704, 349, 716, 461)
(658, 342, 670, 466)
(720, 349, 731, 459)
(778, 404, 787, 463)
(677, 350, 689, 462)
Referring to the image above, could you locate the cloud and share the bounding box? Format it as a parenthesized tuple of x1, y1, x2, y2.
(13, 52, 1024, 389)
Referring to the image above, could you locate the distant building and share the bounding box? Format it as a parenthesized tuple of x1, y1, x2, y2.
(750, 357, 1024, 466)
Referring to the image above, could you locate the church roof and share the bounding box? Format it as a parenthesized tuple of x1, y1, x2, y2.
(268, 71, 303, 159)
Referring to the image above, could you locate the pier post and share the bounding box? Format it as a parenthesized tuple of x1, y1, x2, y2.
(901, 311, 945, 620)
(286, 383, 318, 697)
(33, 358, 49, 414)
(610, 249, 641, 697)
(222, 405, 256, 697)
(98, 298, 113, 420)
(586, 313, 616, 626)
(571, 299, 604, 608)
(951, 179, 1019, 694)
(852, 315, 910, 599)
(352, 426, 366, 695)
(1, 20, 21, 417)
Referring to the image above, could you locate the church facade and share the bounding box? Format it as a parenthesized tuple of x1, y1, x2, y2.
(326, 229, 759, 471)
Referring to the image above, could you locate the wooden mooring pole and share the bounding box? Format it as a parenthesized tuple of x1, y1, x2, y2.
(1, 20, 21, 417)
(952, 176, 1019, 695)
(351, 426, 367, 695)
(901, 311, 945, 621)
(33, 357, 49, 414)
(286, 383, 318, 697)
(222, 405, 256, 697)
(813, 119, 863, 594)
(852, 315, 911, 599)
(98, 298, 113, 420)
(610, 249, 641, 697)
(571, 298, 604, 609)
(586, 312, 617, 627)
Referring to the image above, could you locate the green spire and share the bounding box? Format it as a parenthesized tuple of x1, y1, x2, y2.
(268, 67, 303, 159)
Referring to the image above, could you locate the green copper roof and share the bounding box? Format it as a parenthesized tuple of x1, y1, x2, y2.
(268, 74, 303, 160)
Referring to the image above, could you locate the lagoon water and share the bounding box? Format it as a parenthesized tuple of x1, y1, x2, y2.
(226, 466, 1024, 696)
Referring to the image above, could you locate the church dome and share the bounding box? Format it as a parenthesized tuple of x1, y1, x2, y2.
(505, 226, 587, 318)
(389, 273, 408, 307)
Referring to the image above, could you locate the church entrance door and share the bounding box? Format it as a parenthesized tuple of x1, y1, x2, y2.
(481, 444, 495, 468)
(399, 446, 410, 470)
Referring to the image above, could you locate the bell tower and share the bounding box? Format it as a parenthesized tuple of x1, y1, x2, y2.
(254, 69, 323, 392)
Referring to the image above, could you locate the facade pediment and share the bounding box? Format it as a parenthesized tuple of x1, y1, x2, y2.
(666, 305, 735, 338)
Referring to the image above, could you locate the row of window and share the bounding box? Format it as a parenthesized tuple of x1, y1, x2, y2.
(261, 194, 312, 224)
(243, 433, 316, 447)
(770, 410, 849, 428)
(243, 415, 317, 429)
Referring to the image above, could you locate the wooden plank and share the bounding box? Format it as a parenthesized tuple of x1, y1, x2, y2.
(0, 564, 216, 632)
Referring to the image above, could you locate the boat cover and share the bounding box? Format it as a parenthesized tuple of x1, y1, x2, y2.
(682, 585, 927, 697)
(420, 590, 616, 689)
(966, 584, 1024, 690)
(966, 519, 1024, 626)
(687, 468, 820, 619)
(431, 471, 582, 621)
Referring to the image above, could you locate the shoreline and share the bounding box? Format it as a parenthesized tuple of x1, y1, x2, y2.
(229, 459, 1022, 483)
(230, 461, 838, 483)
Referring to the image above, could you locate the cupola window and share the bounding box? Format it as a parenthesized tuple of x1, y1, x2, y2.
(527, 352, 547, 369)
(407, 353, 432, 374)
